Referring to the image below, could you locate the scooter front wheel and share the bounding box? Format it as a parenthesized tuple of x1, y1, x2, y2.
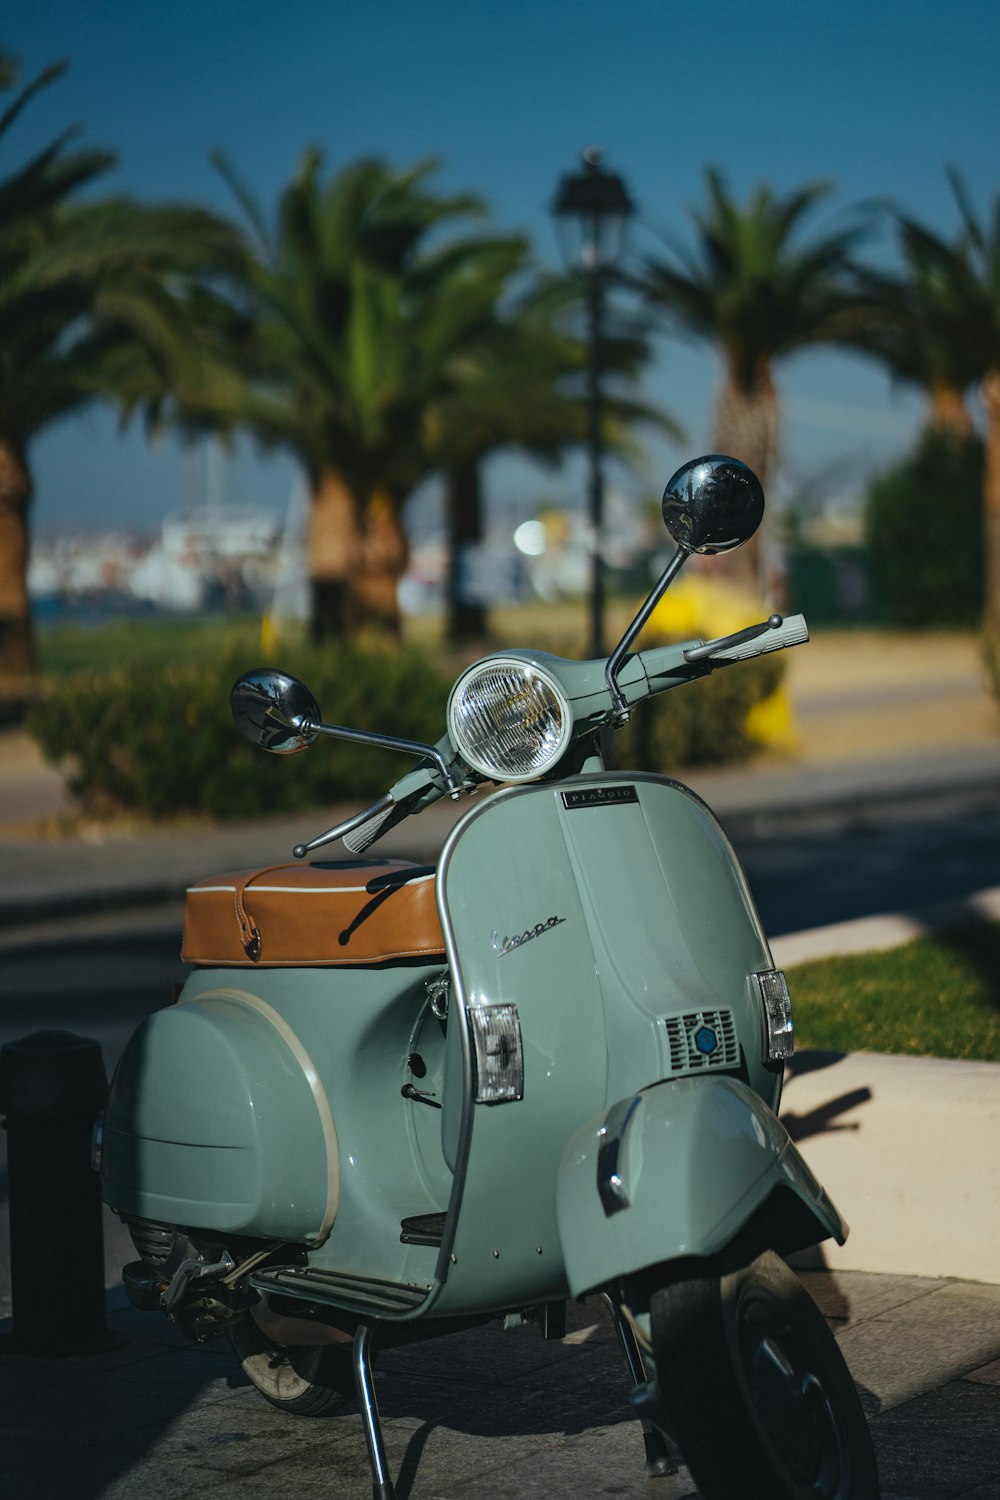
(229, 1313, 355, 1418)
(649, 1250, 879, 1500)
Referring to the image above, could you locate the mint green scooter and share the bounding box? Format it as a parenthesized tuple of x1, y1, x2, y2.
(99, 457, 879, 1500)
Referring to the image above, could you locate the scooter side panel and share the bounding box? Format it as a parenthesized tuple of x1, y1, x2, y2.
(555, 1076, 847, 1297)
(184, 964, 449, 1287)
(101, 993, 333, 1240)
(103, 960, 452, 1289)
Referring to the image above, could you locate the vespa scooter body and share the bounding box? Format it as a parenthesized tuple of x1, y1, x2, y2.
(98, 456, 881, 1500)
(101, 768, 842, 1325)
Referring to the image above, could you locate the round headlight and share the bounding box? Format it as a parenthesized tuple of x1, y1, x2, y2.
(447, 657, 572, 783)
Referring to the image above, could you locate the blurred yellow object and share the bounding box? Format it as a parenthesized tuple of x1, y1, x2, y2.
(646, 573, 798, 754)
(260, 613, 279, 658)
(539, 507, 571, 545)
(746, 687, 799, 753)
(646, 574, 762, 640)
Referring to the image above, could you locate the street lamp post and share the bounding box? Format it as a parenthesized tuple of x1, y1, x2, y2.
(552, 148, 634, 659)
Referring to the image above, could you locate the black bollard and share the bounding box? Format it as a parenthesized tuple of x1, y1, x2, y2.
(0, 1031, 117, 1356)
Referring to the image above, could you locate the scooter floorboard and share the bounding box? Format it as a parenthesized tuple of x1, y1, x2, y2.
(251, 1264, 431, 1317)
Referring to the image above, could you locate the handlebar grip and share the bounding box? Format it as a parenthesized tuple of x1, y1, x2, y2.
(704, 613, 809, 663)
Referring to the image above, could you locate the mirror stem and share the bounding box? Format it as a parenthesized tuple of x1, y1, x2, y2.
(605, 544, 690, 722)
(301, 720, 460, 794)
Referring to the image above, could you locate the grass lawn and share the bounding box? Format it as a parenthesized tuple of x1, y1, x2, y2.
(788, 922, 1000, 1062)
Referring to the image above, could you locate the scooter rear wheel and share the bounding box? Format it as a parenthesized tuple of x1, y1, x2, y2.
(229, 1313, 355, 1418)
(649, 1250, 879, 1500)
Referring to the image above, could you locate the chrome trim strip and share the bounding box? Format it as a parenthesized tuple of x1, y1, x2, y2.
(597, 1095, 641, 1217)
(432, 795, 491, 1283)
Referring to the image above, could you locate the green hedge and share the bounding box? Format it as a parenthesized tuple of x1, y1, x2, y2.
(28, 643, 452, 820)
(612, 654, 784, 772)
(28, 637, 784, 821)
(865, 430, 985, 628)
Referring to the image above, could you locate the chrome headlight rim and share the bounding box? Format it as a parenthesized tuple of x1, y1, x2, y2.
(447, 655, 573, 784)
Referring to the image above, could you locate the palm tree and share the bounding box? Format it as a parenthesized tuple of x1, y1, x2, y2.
(0, 53, 242, 710)
(425, 239, 554, 643)
(208, 149, 514, 640)
(643, 170, 859, 587)
(942, 173, 1000, 629)
(431, 267, 595, 643)
(849, 201, 985, 438)
(851, 173, 1000, 628)
(429, 259, 675, 644)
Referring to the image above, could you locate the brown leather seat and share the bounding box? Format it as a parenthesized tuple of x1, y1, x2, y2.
(182, 859, 445, 967)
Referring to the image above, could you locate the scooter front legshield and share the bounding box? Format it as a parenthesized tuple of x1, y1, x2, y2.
(555, 1076, 846, 1299)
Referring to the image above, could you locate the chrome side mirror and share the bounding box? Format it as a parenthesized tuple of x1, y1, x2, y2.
(605, 455, 765, 722)
(230, 668, 320, 755)
(661, 454, 764, 555)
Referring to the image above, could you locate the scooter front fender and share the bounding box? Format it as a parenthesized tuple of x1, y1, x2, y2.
(555, 1076, 846, 1299)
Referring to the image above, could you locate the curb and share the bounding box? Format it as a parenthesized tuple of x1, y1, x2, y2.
(770, 885, 1000, 967)
(773, 887, 1000, 1287)
(783, 1049, 1000, 1284)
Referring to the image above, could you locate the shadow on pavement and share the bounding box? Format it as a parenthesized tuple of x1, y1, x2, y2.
(782, 1049, 874, 1146)
(932, 913, 1000, 1019)
(1, 1297, 651, 1500)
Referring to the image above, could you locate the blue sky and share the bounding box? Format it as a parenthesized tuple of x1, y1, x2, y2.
(6, 0, 1000, 536)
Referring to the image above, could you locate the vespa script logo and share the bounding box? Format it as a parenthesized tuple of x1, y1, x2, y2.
(491, 914, 566, 959)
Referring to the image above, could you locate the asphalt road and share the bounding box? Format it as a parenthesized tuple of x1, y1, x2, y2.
(734, 784, 1000, 936)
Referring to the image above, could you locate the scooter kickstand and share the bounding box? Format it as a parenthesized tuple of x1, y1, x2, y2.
(603, 1295, 678, 1479)
(353, 1322, 396, 1500)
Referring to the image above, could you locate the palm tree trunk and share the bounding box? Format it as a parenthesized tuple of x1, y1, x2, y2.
(713, 357, 779, 595)
(928, 382, 976, 438)
(982, 371, 1000, 633)
(0, 437, 36, 716)
(352, 490, 407, 636)
(445, 460, 488, 644)
(308, 467, 360, 641)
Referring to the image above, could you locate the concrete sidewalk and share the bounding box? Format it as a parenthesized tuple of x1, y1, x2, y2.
(2, 1267, 999, 1498)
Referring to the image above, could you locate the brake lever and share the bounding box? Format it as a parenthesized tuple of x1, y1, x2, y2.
(292, 794, 396, 859)
(683, 614, 784, 663)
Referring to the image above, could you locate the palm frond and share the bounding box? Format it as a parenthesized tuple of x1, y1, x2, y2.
(0, 55, 68, 142)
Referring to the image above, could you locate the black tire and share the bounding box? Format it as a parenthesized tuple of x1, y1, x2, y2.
(229, 1313, 355, 1418)
(649, 1250, 879, 1500)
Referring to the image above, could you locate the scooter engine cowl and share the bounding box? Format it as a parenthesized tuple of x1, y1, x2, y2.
(101, 991, 335, 1242)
